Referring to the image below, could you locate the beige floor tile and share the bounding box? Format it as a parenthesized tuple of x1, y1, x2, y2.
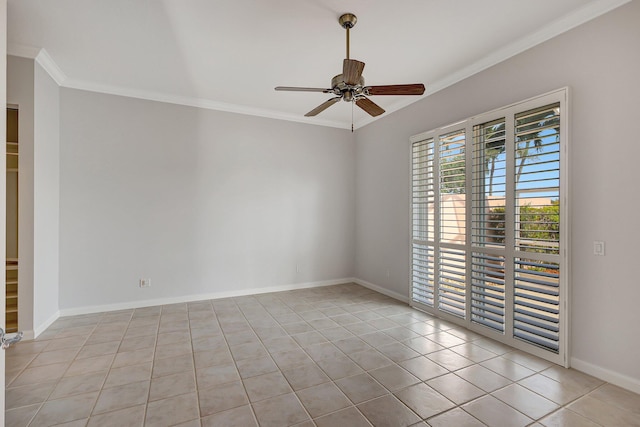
(145, 392, 200, 426)
(29, 348, 79, 368)
(43, 336, 87, 352)
(103, 362, 152, 388)
(426, 349, 475, 371)
(395, 382, 455, 419)
(314, 406, 372, 427)
(292, 331, 330, 347)
(124, 324, 159, 339)
(50, 371, 108, 400)
(348, 348, 395, 371)
(262, 335, 299, 351)
(6, 353, 36, 372)
(5, 403, 41, 427)
(282, 364, 331, 390)
(382, 326, 421, 341)
(463, 395, 532, 427)
(268, 345, 312, 364)
(399, 356, 449, 381)
(236, 356, 279, 379)
(335, 372, 388, 404)
(111, 347, 155, 368)
(193, 348, 233, 369)
(251, 393, 310, 427)
(472, 338, 513, 355)
(377, 342, 421, 362)
(229, 341, 269, 361)
(92, 380, 150, 415)
(196, 363, 240, 389)
(319, 326, 356, 342)
(359, 331, 396, 348)
(304, 342, 345, 362)
(201, 405, 258, 427)
(589, 383, 640, 416)
(307, 317, 340, 330)
(6, 341, 50, 356)
(449, 343, 498, 363)
(76, 341, 120, 360)
(480, 356, 536, 381)
(118, 334, 156, 352)
(149, 371, 197, 401)
(244, 371, 293, 402)
(198, 381, 249, 417)
(369, 364, 420, 391)
(567, 394, 640, 426)
(65, 354, 114, 377)
(357, 394, 421, 427)
(406, 321, 439, 335)
(11, 362, 70, 387)
(501, 350, 554, 372)
(86, 404, 145, 427)
(85, 332, 125, 346)
(192, 335, 227, 352)
(343, 321, 378, 335)
(296, 382, 351, 418)
(6, 284, 636, 427)
(283, 322, 315, 335)
(5, 381, 56, 410)
(518, 373, 587, 405)
(30, 392, 98, 426)
(316, 354, 365, 380)
(153, 353, 195, 378)
(427, 373, 485, 405)
(427, 407, 486, 427)
(403, 336, 445, 355)
(539, 408, 602, 427)
(540, 366, 605, 393)
(455, 364, 512, 392)
(492, 383, 559, 420)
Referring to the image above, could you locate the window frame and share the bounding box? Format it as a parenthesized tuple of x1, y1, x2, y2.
(409, 88, 570, 366)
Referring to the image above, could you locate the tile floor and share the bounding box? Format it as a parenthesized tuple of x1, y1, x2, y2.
(4, 283, 640, 426)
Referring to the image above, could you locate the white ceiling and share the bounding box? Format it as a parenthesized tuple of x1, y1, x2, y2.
(7, 0, 629, 129)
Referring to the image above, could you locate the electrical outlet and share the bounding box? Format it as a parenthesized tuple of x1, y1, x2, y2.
(139, 278, 151, 288)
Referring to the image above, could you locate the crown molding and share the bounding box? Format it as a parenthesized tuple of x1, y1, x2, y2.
(62, 78, 351, 130)
(8, 43, 68, 86)
(35, 49, 68, 86)
(8, 0, 630, 131)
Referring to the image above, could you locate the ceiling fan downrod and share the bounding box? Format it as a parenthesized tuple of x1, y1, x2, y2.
(339, 13, 357, 60)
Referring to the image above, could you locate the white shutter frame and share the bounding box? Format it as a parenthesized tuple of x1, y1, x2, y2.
(410, 88, 570, 367)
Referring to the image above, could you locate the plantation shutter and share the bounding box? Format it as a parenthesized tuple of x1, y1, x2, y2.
(512, 103, 561, 353)
(410, 89, 567, 365)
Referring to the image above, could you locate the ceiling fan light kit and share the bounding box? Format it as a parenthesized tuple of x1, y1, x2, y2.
(275, 13, 426, 123)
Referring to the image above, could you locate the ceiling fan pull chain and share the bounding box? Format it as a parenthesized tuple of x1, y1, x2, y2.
(351, 101, 354, 132)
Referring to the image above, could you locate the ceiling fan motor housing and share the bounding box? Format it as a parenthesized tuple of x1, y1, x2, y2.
(331, 74, 365, 102)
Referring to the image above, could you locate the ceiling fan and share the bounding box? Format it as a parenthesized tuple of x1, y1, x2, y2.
(275, 13, 425, 124)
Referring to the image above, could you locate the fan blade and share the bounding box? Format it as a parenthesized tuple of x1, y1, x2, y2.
(305, 97, 342, 117)
(343, 59, 365, 85)
(275, 86, 332, 93)
(356, 97, 385, 117)
(366, 84, 425, 96)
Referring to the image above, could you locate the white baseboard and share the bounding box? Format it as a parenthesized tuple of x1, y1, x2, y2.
(58, 278, 355, 317)
(353, 278, 409, 304)
(571, 357, 640, 394)
(32, 310, 61, 339)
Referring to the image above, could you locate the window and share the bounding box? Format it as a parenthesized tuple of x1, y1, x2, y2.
(411, 89, 568, 365)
